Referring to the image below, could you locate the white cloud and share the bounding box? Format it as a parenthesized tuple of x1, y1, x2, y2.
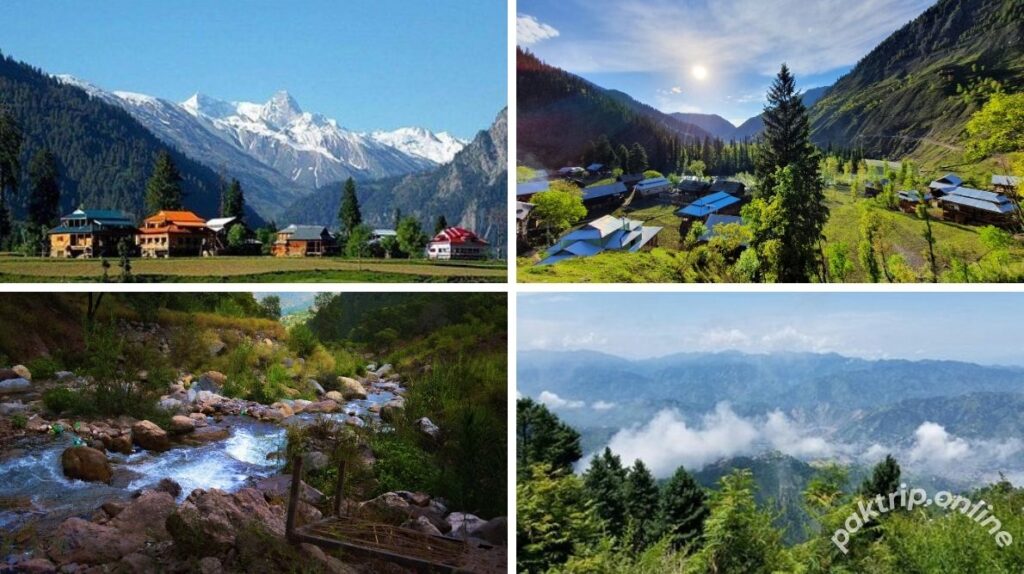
(592, 400, 616, 411)
(761, 326, 825, 351)
(538, 390, 585, 410)
(909, 422, 971, 469)
(517, 14, 560, 45)
(705, 328, 752, 347)
(764, 410, 836, 458)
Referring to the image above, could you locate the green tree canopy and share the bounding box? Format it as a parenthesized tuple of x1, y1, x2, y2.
(533, 180, 587, 239)
(28, 148, 61, 230)
(338, 177, 361, 238)
(221, 178, 245, 220)
(516, 398, 582, 477)
(144, 150, 184, 213)
(964, 92, 1024, 160)
(395, 216, 428, 257)
(345, 223, 373, 258)
(583, 448, 629, 539)
(660, 465, 709, 550)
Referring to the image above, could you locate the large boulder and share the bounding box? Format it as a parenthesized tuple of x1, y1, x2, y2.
(166, 488, 285, 557)
(359, 492, 412, 525)
(307, 379, 326, 396)
(48, 517, 144, 565)
(338, 377, 367, 400)
(101, 432, 134, 455)
(380, 398, 406, 423)
(375, 364, 394, 377)
(0, 368, 19, 381)
(169, 415, 195, 434)
(183, 426, 230, 444)
(131, 420, 171, 452)
(324, 390, 344, 402)
(270, 401, 294, 418)
(303, 400, 340, 414)
(253, 475, 325, 505)
(111, 491, 176, 541)
(0, 377, 31, 394)
(477, 516, 508, 545)
(447, 512, 488, 540)
(401, 515, 443, 537)
(159, 397, 184, 413)
(12, 364, 32, 381)
(416, 417, 441, 440)
(61, 446, 112, 483)
(193, 371, 227, 394)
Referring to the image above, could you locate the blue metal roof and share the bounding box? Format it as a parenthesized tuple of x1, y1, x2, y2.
(60, 209, 134, 225)
(676, 191, 740, 218)
(946, 186, 1007, 202)
(940, 192, 1016, 214)
(581, 182, 627, 201)
(517, 180, 549, 197)
(897, 190, 933, 202)
(635, 177, 671, 190)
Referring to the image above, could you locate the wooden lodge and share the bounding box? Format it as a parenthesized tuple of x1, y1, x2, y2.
(938, 187, 1018, 227)
(426, 227, 489, 260)
(48, 209, 136, 258)
(272, 225, 336, 257)
(992, 175, 1020, 196)
(137, 210, 213, 258)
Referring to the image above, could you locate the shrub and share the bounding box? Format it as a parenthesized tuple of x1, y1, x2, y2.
(43, 388, 81, 415)
(169, 324, 212, 373)
(370, 433, 442, 496)
(287, 324, 318, 358)
(11, 413, 27, 429)
(25, 355, 61, 380)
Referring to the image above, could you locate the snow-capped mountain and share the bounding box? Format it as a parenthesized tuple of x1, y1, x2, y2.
(54, 75, 467, 217)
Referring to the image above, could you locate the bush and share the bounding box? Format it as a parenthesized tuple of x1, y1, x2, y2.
(43, 387, 81, 415)
(11, 413, 27, 429)
(287, 324, 318, 358)
(25, 355, 61, 380)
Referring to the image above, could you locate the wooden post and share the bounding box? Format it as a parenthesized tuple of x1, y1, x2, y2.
(333, 459, 346, 516)
(286, 455, 304, 542)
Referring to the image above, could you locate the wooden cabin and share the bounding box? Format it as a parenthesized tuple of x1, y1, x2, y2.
(48, 209, 136, 258)
(938, 187, 1018, 227)
(137, 210, 213, 257)
(992, 175, 1020, 196)
(272, 225, 336, 257)
(896, 190, 933, 214)
(426, 227, 489, 260)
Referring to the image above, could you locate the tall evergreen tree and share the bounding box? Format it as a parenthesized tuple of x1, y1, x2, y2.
(743, 64, 828, 282)
(616, 144, 631, 171)
(221, 178, 245, 220)
(624, 459, 661, 551)
(860, 454, 901, 499)
(516, 398, 582, 477)
(28, 148, 61, 253)
(144, 150, 184, 213)
(434, 214, 449, 235)
(0, 111, 24, 246)
(338, 177, 361, 238)
(583, 448, 629, 539)
(627, 142, 649, 174)
(660, 465, 709, 549)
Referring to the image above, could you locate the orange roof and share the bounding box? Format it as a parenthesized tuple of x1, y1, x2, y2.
(144, 210, 206, 225)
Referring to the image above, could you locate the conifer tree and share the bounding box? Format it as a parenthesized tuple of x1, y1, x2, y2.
(624, 459, 661, 551)
(338, 177, 361, 238)
(583, 448, 628, 539)
(221, 178, 245, 220)
(0, 111, 24, 246)
(144, 150, 184, 213)
(28, 149, 61, 232)
(627, 142, 649, 174)
(860, 454, 901, 499)
(434, 214, 449, 235)
(616, 144, 631, 171)
(516, 398, 582, 477)
(660, 465, 708, 549)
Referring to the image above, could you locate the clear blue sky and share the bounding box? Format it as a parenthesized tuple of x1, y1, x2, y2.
(519, 292, 1024, 366)
(1, 0, 506, 138)
(518, 0, 935, 126)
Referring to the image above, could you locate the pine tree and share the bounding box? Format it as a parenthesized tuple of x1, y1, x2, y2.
(221, 178, 245, 220)
(516, 398, 581, 477)
(627, 142, 649, 174)
(338, 177, 361, 238)
(860, 454, 901, 499)
(28, 148, 61, 232)
(583, 448, 628, 539)
(744, 64, 828, 282)
(434, 214, 449, 235)
(144, 150, 184, 213)
(624, 459, 661, 551)
(0, 111, 24, 246)
(660, 465, 708, 549)
(616, 144, 631, 171)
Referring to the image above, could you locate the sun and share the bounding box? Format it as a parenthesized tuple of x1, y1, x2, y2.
(692, 65, 709, 81)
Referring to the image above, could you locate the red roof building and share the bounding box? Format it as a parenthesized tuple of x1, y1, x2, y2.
(137, 210, 213, 257)
(426, 227, 489, 260)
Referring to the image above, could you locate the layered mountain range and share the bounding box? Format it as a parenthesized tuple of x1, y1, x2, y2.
(56, 76, 466, 216)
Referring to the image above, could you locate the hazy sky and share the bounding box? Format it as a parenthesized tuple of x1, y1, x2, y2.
(1, 0, 506, 138)
(518, 292, 1024, 366)
(518, 0, 935, 126)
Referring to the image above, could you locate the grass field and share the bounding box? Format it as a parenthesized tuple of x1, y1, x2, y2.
(0, 256, 507, 283)
(518, 185, 1024, 283)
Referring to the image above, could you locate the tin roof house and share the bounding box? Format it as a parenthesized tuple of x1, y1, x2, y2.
(48, 209, 136, 258)
(539, 215, 662, 266)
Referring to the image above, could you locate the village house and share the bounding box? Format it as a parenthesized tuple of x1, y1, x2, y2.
(585, 163, 607, 175)
(48, 209, 136, 258)
(539, 215, 661, 266)
(427, 227, 489, 260)
(676, 191, 742, 219)
(634, 176, 672, 197)
(205, 216, 259, 255)
(558, 166, 585, 177)
(137, 210, 213, 258)
(581, 181, 629, 207)
(517, 180, 549, 201)
(708, 179, 746, 196)
(928, 173, 963, 196)
(896, 190, 934, 213)
(516, 201, 536, 239)
(618, 173, 644, 189)
(864, 178, 890, 198)
(677, 178, 711, 195)
(272, 224, 336, 257)
(937, 186, 1018, 227)
(992, 175, 1020, 196)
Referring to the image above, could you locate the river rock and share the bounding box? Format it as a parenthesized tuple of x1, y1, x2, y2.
(0, 377, 30, 394)
(325, 390, 344, 402)
(132, 420, 171, 452)
(292, 399, 312, 413)
(48, 517, 144, 565)
(303, 399, 340, 414)
(270, 401, 294, 418)
(169, 415, 195, 434)
(61, 446, 112, 483)
(166, 488, 285, 557)
(102, 432, 134, 455)
(193, 371, 226, 393)
(477, 516, 508, 545)
(416, 417, 441, 440)
(363, 370, 380, 383)
(54, 370, 74, 380)
(159, 397, 184, 413)
(0, 368, 18, 381)
(102, 501, 126, 518)
(380, 398, 405, 423)
(338, 377, 367, 400)
(208, 338, 227, 357)
(359, 492, 412, 525)
(375, 364, 394, 377)
(155, 477, 183, 498)
(253, 475, 325, 505)
(111, 491, 176, 540)
(307, 379, 326, 396)
(120, 552, 158, 573)
(184, 426, 230, 444)
(0, 401, 26, 415)
(401, 515, 443, 537)
(447, 512, 488, 539)
(189, 412, 209, 427)
(11, 364, 31, 380)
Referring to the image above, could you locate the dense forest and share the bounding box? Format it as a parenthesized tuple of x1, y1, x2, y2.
(517, 398, 1024, 573)
(0, 52, 262, 224)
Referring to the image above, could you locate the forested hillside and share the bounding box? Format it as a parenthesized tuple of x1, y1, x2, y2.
(0, 53, 261, 223)
(809, 0, 1024, 160)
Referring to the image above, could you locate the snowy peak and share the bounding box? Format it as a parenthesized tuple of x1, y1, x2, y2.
(260, 90, 303, 127)
(369, 127, 467, 164)
(181, 92, 237, 119)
